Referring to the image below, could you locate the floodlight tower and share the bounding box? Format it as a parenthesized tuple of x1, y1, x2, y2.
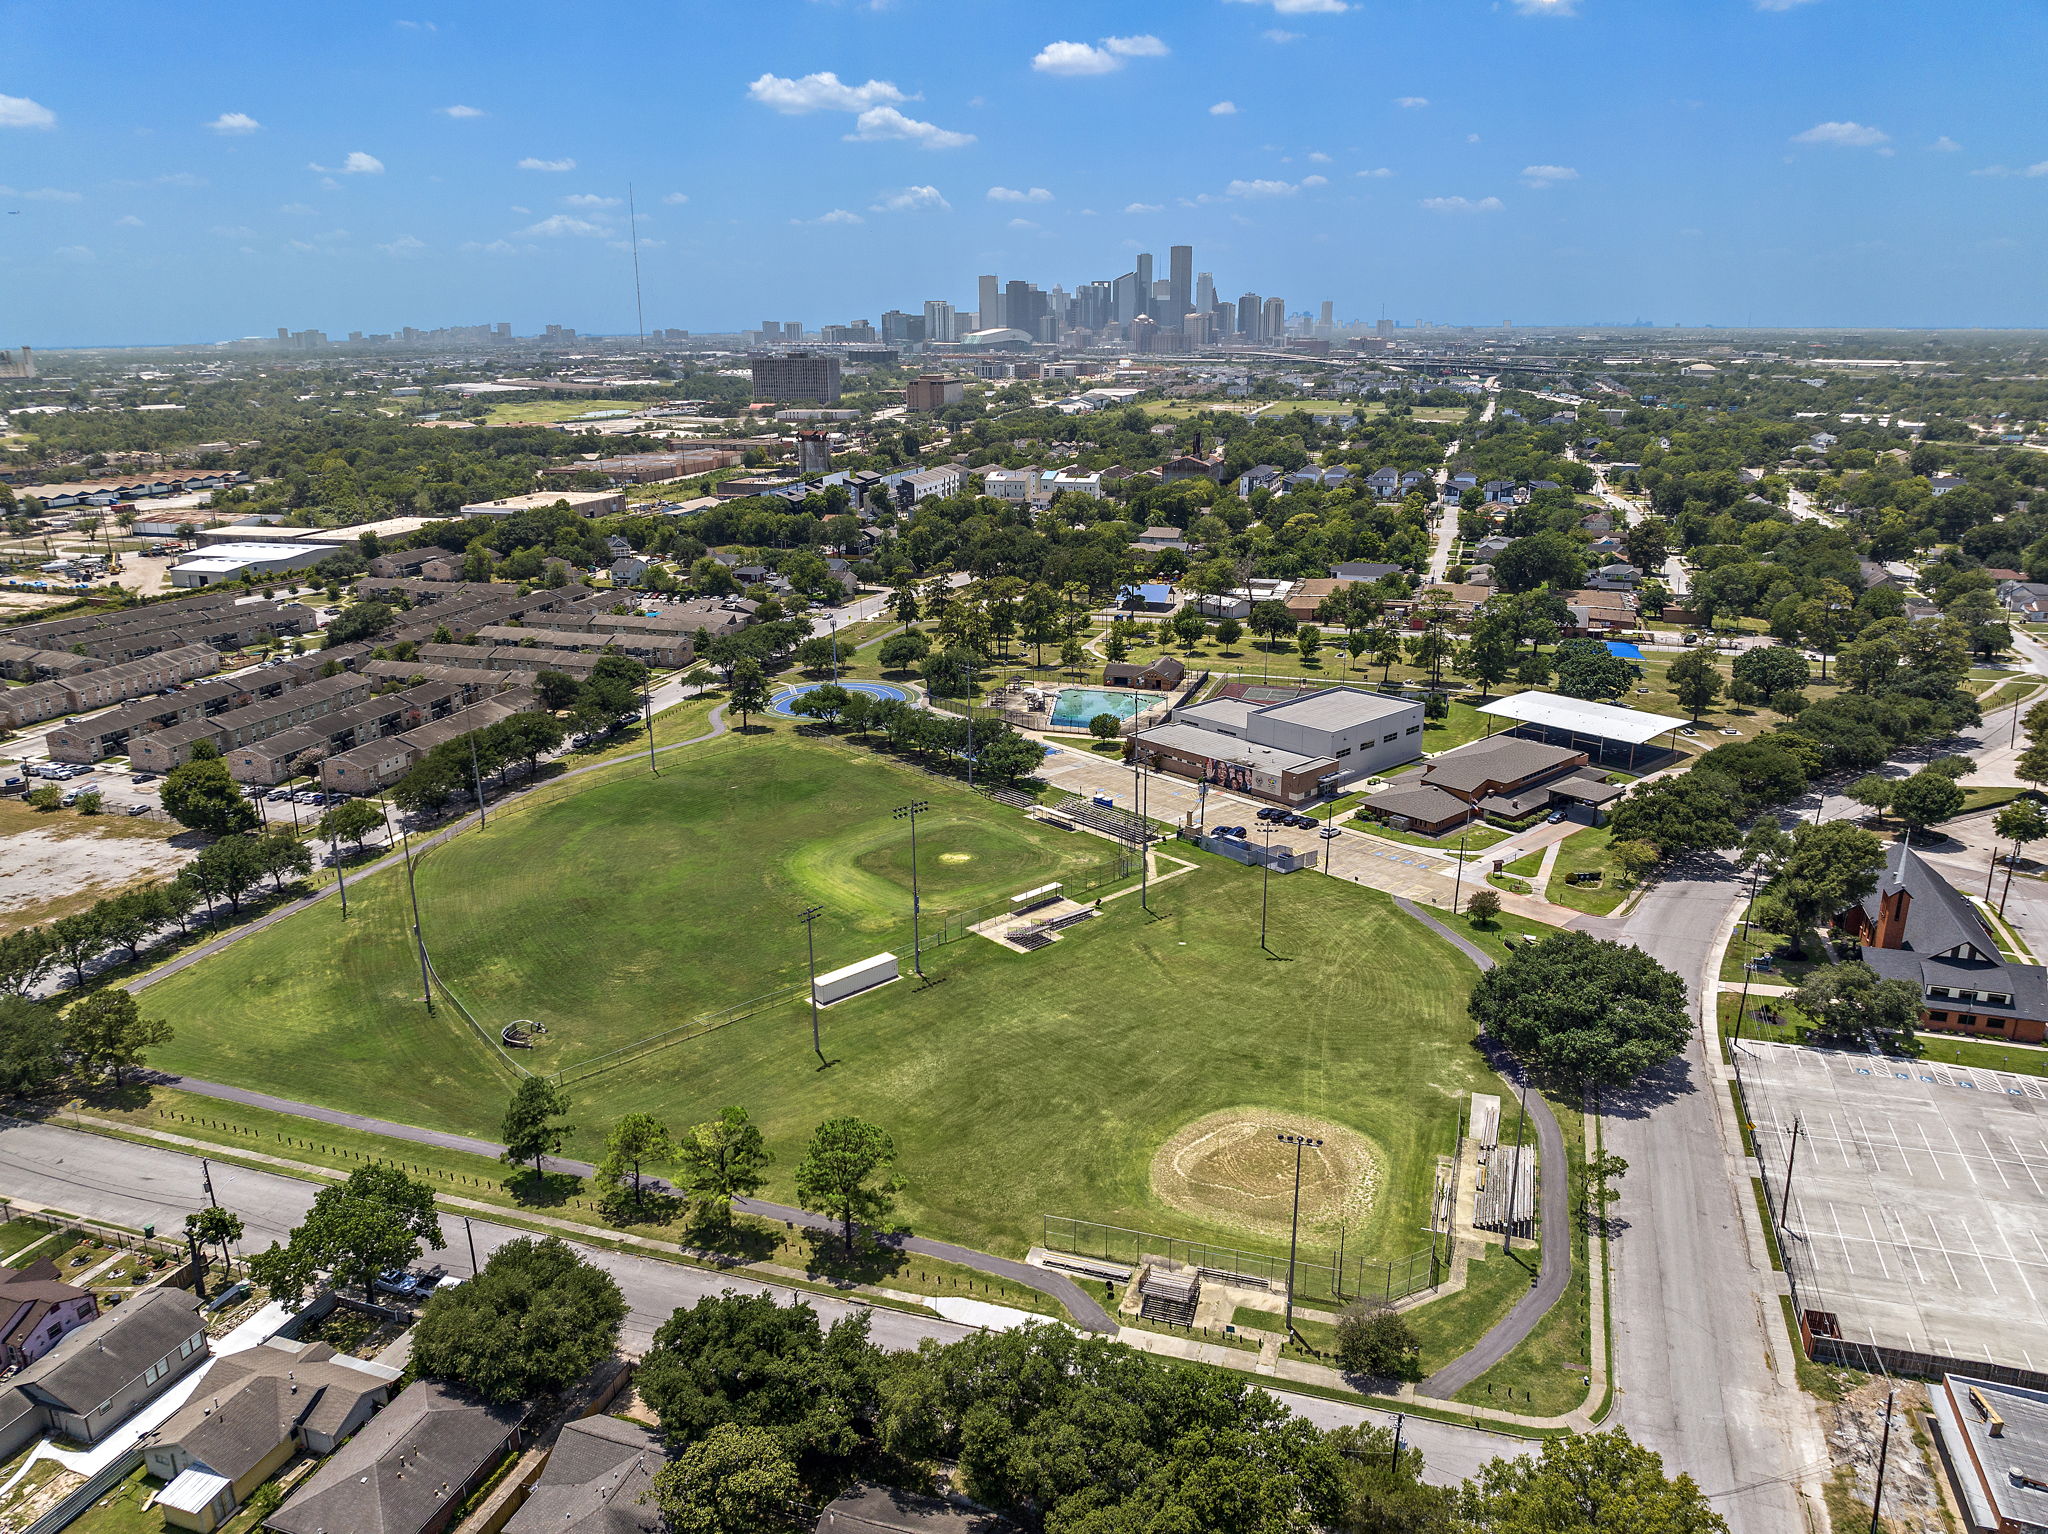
(1276, 1132, 1323, 1338)
(893, 800, 931, 977)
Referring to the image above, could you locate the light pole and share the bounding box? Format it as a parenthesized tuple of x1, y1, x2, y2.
(643, 673, 659, 777)
(1130, 759, 1151, 912)
(1501, 1082, 1528, 1255)
(1450, 827, 1470, 913)
(1258, 823, 1278, 953)
(1276, 1132, 1323, 1339)
(332, 830, 349, 919)
(799, 904, 825, 1065)
(893, 800, 931, 978)
(393, 810, 432, 1014)
(467, 732, 488, 830)
(1868, 1391, 1896, 1534)
(1779, 1115, 1804, 1225)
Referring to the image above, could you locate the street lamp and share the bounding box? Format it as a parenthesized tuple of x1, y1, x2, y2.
(1129, 759, 1151, 912)
(893, 800, 931, 978)
(1258, 822, 1279, 953)
(1276, 1132, 1323, 1339)
(391, 807, 432, 1014)
(798, 905, 825, 1065)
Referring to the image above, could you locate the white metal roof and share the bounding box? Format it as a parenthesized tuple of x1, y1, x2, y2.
(1475, 690, 1680, 746)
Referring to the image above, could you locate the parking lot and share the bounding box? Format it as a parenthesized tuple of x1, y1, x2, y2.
(1738, 1039, 2048, 1381)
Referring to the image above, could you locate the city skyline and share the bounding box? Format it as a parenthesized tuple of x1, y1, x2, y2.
(4, 0, 2047, 346)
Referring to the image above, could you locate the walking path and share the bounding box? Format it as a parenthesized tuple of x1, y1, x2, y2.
(1392, 900, 1589, 1413)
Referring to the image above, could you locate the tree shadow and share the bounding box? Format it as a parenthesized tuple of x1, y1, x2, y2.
(503, 1167, 584, 1207)
(791, 1225, 912, 1288)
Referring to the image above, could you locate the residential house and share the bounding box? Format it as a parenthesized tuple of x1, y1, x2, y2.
(1160, 454, 1222, 484)
(1134, 526, 1189, 552)
(263, 1381, 521, 1534)
(0, 1289, 207, 1459)
(1481, 479, 1517, 502)
(1236, 464, 1284, 497)
(0, 1260, 97, 1370)
(1400, 470, 1436, 498)
(1998, 580, 2048, 620)
(1561, 589, 1638, 634)
(1043, 468, 1103, 498)
(502, 1415, 664, 1534)
(1398, 583, 1493, 625)
(982, 468, 1040, 504)
(1363, 467, 1402, 500)
(1115, 582, 1177, 613)
(1360, 735, 1621, 836)
(609, 556, 652, 585)
(1329, 562, 1403, 585)
(898, 466, 962, 504)
(815, 1486, 1015, 1533)
(143, 1340, 399, 1533)
(1837, 842, 2048, 1044)
(1101, 655, 1186, 691)
(1282, 579, 1344, 622)
(1472, 536, 1514, 561)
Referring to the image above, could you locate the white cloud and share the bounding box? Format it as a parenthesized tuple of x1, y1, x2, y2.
(1209, 101, 1240, 116)
(0, 95, 56, 129)
(988, 185, 1054, 202)
(15, 187, 80, 202)
(113, 213, 143, 226)
(795, 208, 864, 225)
(517, 156, 576, 171)
(1791, 121, 1888, 147)
(155, 172, 206, 188)
(1103, 34, 1168, 56)
(310, 151, 385, 174)
(1395, 96, 1429, 109)
(871, 183, 950, 211)
(280, 202, 317, 214)
(459, 239, 525, 254)
(52, 244, 93, 261)
(1356, 166, 1395, 178)
(608, 237, 665, 251)
(210, 224, 258, 238)
(520, 213, 608, 237)
(376, 234, 427, 256)
(1307, 151, 1331, 163)
(746, 71, 908, 114)
(1421, 195, 1504, 212)
(1124, 201, 1164, 213)
(1753, 0, 1819, 8)
(1223, 0, 1348, 12)
(1521, 163, 1579, 187)
(1263, 29, 1303, 42)
(843, 107, 974, 148)
(1509, 0, 1578, 13)
(1007, 217, 1040, 230)
(1032, 41, 1121, 75)
(662, 191, 689, 204)
(1929, 136, 1961, 152)
(205, 112, 260, 135)
(561, 193, 621, 208)
(509, 204, 531, 214)
(1300, 173, 1328, 187)
(1227, 177, 1299, 197)
(438, 104, 486, 117)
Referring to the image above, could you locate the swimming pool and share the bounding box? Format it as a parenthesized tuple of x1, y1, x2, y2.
(1049, 688, 1148, 731)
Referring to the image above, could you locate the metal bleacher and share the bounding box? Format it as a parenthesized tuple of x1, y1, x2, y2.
(1052, 795, 1159, 843)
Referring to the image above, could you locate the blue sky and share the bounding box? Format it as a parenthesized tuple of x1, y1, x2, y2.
(4, 0, 2046, 346)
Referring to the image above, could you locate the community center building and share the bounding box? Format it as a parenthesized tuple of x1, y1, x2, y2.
(1359, 735, 1624, 836)
(1130, 686, 1423, 805)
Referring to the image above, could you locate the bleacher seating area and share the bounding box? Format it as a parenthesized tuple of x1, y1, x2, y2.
(1052, 795, 1159, 843)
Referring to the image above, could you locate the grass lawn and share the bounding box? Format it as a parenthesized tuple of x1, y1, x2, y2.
(1543, 826, 1628, 917)
(1717, 906, 1821, 985)
(55, 1465, 159, 1534)
(1345, 821, 1507, 855)
(479, 398, 647, 423)
(0, 1219, 57, 1260)
(141, 725, 1514, 1265)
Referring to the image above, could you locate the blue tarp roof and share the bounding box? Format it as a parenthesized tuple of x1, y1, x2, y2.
(1605, 640, 1644, 660)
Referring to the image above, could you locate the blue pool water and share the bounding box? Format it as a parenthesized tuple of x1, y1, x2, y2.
(1050, 688, 1148, 730)
(1605, 640, 1644, 660)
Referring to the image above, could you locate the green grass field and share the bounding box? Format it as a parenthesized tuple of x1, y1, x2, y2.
(142, 726, 1510, 1264)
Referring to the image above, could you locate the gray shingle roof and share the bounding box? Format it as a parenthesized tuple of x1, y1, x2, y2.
(503, 1416, 662, 1534)
(144, 1342, 393, 1482)
(14, 1288, 202, 1415)
(1416, 736, 1583, 799)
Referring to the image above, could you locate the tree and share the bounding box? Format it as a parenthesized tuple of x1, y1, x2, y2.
(254, 828, 313, 891)
(500, 1076, 573, 1176)
(185, 1205, 244, 1271)
(1729, 645, 1809, 708)
(0, 927, 55, 997)
(1793, 961, 1923, 1045)
(794, 635, 838, 673)
(1170, 609, 1208, 649)
(1058, 634, 1088, 674)
(1468, 931, 1690, 1088)
(1464, 888, 1504, 927)
(1604, 774, 1742, 859)
(651, 1424, 805, 1534)
(535, 668, 583, 712)
(1328, 1421, 1455, 1534)
(412, 1236, 626, 1405)
(1248, 600, 1299, 648)
(1994, 798, 2048, 895)
(1768, 820, 1886, 955)
(1213, 615, 1244, 650)
(1551, 637, 1639, 702)
(248, 1164, 443, 1304)
(64, 989, 172, 1087)
(186, 834, 268, 912)
(794, 1117, 900, 1255)
(636, 1292, 881, 1481)
(977, 730, 1047, 784)
(1573, 1152, 1628, 1232)
(1665, 651, 1723, 722)
(1333, 1300, 1419, 1380)
(1088, 712, 1122, 745)
(1296, 625, 1323, 664)
(0, 996, 67, 1097)
(323, 601, 395, 646)
(73, 790, 103, 816)
(24, 784, 59, 812)
(675, 1106, 771, 1231)
(877, 631, 930, 672)
(1493, 530, 1586, 594)
(1457, 622, 1519, 697)
(596, 1111, 675, 1217)
(789, 683, 851, 729)
(317, 797, 384, 849)
(161, 749, 258, 836)
(727, 657, 770, 731)
(1847, 774, 1896, 825)
(1890, 768, 1965, 845)
(1458, 1428, 1727, 1533)
(1610, 838, 1661, 889)
(46, 909, 108, 988)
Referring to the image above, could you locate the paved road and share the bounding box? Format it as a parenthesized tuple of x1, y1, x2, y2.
(1395, 901, 1573, 1401)
(0, 1117, 1518, 1488)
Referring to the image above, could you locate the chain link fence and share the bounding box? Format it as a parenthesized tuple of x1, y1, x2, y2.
(1042, 1214, 1443, 1306)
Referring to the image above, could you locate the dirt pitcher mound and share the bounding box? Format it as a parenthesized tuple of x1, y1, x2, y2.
(1149, 1107, 1382, 1242)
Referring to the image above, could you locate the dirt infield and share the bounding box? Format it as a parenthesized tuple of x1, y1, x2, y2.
(1149, 1107, 1382, 1242)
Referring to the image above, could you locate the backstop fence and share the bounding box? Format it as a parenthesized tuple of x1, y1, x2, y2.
(1041, 1214, 1443, 1307)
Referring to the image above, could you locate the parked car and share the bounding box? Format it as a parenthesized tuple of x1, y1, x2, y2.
(374, 1268, 428, 1298)
(130, 771, 156, 783)
(126, 804, 148, 816)
(1546, 810, 1566, 823)
(267, 789, 294, 802)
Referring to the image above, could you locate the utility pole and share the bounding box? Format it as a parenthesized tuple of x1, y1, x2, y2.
(399, 819, 432, 1013)
(332, 831, 349, 919)
(642, 673, 658, 777)
(1450, 828, 1470, 913)
(893, 800, 931, 978)
(1388, 1412, 1405, 1471)
(1502, 1082, 1529, 1254)
(1276, 1132, 1322, 1339)
(1780, 1115, 1804, 1222)
(799, 904, 825, 1065)
(1131, 761, 1151, 912)
(463, 1216, 479, 1275)
(200, 1158, 218, 1209)
(1868, 1390, 1896, 1534)
(1259, 823, 1278, 952)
